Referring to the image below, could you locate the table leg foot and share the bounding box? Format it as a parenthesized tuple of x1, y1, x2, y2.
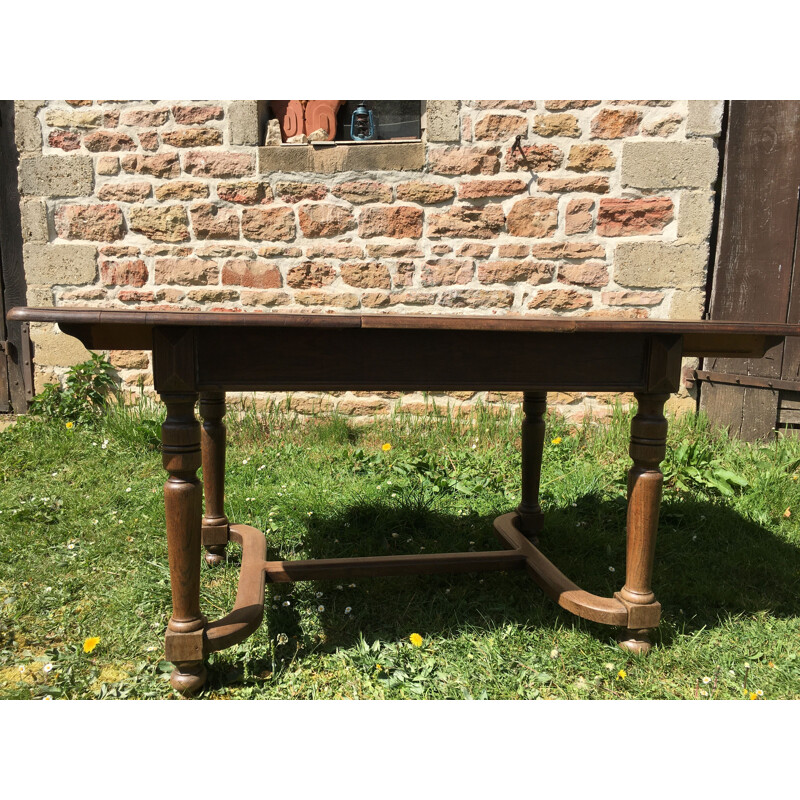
(170, 660, 207, 696)
(616, 628, 652, 655)
(204, 547, 226, 567)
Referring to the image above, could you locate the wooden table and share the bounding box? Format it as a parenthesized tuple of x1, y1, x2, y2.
(9, 307, 800, 695)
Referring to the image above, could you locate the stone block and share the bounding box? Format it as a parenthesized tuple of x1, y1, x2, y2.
(687, 101, 724, 137)
(44, 108, 102, 128)
(359, 205, 423, 239)
(331, 181, 392, 204)
(258, 142, 424, 174)
(621, 141, 719, 189)
(129, 205, 190, 242)
(162, 129, 222, 148)
(677, 191, 715, 243)
(119, 108, 170, 127)
(615, 242, 708, 290)
(427, 205, 504, 239)
(26, 287, 54, 307)
(228, 100, 267, 146)
(14, 101, 45, 153)
(23, 243, 97, 285)
(669, 288, 706, 319)
(172, 105, 224, 125)
(298, 203, 356, 237)
(426, 101, 460, 142)
(19, 156, 94, 197)
(21, 199, 49, 242)
(474, 113, 528, 141)
(32, 327, 91, 367)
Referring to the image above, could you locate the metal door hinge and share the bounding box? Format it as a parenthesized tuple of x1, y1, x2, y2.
(683, 367, 800, 393)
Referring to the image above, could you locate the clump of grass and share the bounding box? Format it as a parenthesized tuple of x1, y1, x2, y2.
(1, 399, 798, 699)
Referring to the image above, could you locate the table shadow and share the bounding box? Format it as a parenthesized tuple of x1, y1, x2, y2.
(236, 492, 799, 672)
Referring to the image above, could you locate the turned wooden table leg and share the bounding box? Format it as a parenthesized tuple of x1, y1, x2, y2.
(517, 391, 547, 541)
(161, 392, 207, 695)
(615, 392, 668, 654)
(200, 392, 230, 567)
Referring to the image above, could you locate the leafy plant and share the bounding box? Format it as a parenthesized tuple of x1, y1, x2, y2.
(347, 635, 450, 697)
(663, 438, 749, 497)
(28, 352, 118, 424)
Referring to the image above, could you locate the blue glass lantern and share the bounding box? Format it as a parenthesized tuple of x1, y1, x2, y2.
(350, 102, 376, 140)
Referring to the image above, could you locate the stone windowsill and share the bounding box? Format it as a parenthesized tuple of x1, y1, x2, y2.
(258, 140, 425, 175)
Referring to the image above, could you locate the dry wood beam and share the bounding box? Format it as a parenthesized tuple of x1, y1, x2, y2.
(262, 549, 526, 583)
(204, 525, 267, 653)
(494, 513, 628, 625)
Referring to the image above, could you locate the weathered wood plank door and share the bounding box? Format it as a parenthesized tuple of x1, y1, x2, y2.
(0, 100, 33, 413)
(700, 100, 800, 440)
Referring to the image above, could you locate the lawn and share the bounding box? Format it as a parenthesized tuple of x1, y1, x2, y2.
(1, 393, 798, 700)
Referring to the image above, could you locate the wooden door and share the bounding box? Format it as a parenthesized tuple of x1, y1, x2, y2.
(0, 100, 33, 413)
(699, 101, 800, 440)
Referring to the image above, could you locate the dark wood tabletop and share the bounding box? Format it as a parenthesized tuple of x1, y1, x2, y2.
(8, 306, 800, 359)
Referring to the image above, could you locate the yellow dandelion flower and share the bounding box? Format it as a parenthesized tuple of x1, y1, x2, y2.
(768, 661, 775, 668)
(551, 437, 562, 445)
(65, 421, 74, 429)
(375, 663, 382, 672)
(617, 669, 627, 680)
(409, 633, 423, 648)
(382, 443, 392, 452)
(749, 692, 758, 700)
(83, 636, 100, 654)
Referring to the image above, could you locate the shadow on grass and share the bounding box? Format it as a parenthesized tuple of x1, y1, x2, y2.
(232, 491, 800, 676)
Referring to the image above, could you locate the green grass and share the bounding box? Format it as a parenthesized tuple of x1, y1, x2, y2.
(1, 397, 799, 700)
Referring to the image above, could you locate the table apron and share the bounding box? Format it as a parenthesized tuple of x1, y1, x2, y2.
(181, 328, 682, 394)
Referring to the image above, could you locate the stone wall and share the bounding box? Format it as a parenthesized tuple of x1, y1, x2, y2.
(15, 99, 723, 419)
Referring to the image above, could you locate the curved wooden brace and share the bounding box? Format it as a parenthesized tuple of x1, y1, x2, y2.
(493, 513, 628, 626)
(204, 525, 267, 653)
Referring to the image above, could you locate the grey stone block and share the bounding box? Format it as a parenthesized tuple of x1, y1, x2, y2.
(677, 191, 715, 243)
(14, 101, 45, 153)
(687, 101, 724, 137)
(23, 243, 97, 285)
(25, 287, 55, 307)
(19, 156, 94, 197)
(669, 288, 706, 320)
(621, 140, 719, 189)
(426, 101, 461, 142)
(21, 199, 49, 242)
(615, 241, 708, 290)
(229, 100, 268, 146)
(258, 142, 424, 175)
